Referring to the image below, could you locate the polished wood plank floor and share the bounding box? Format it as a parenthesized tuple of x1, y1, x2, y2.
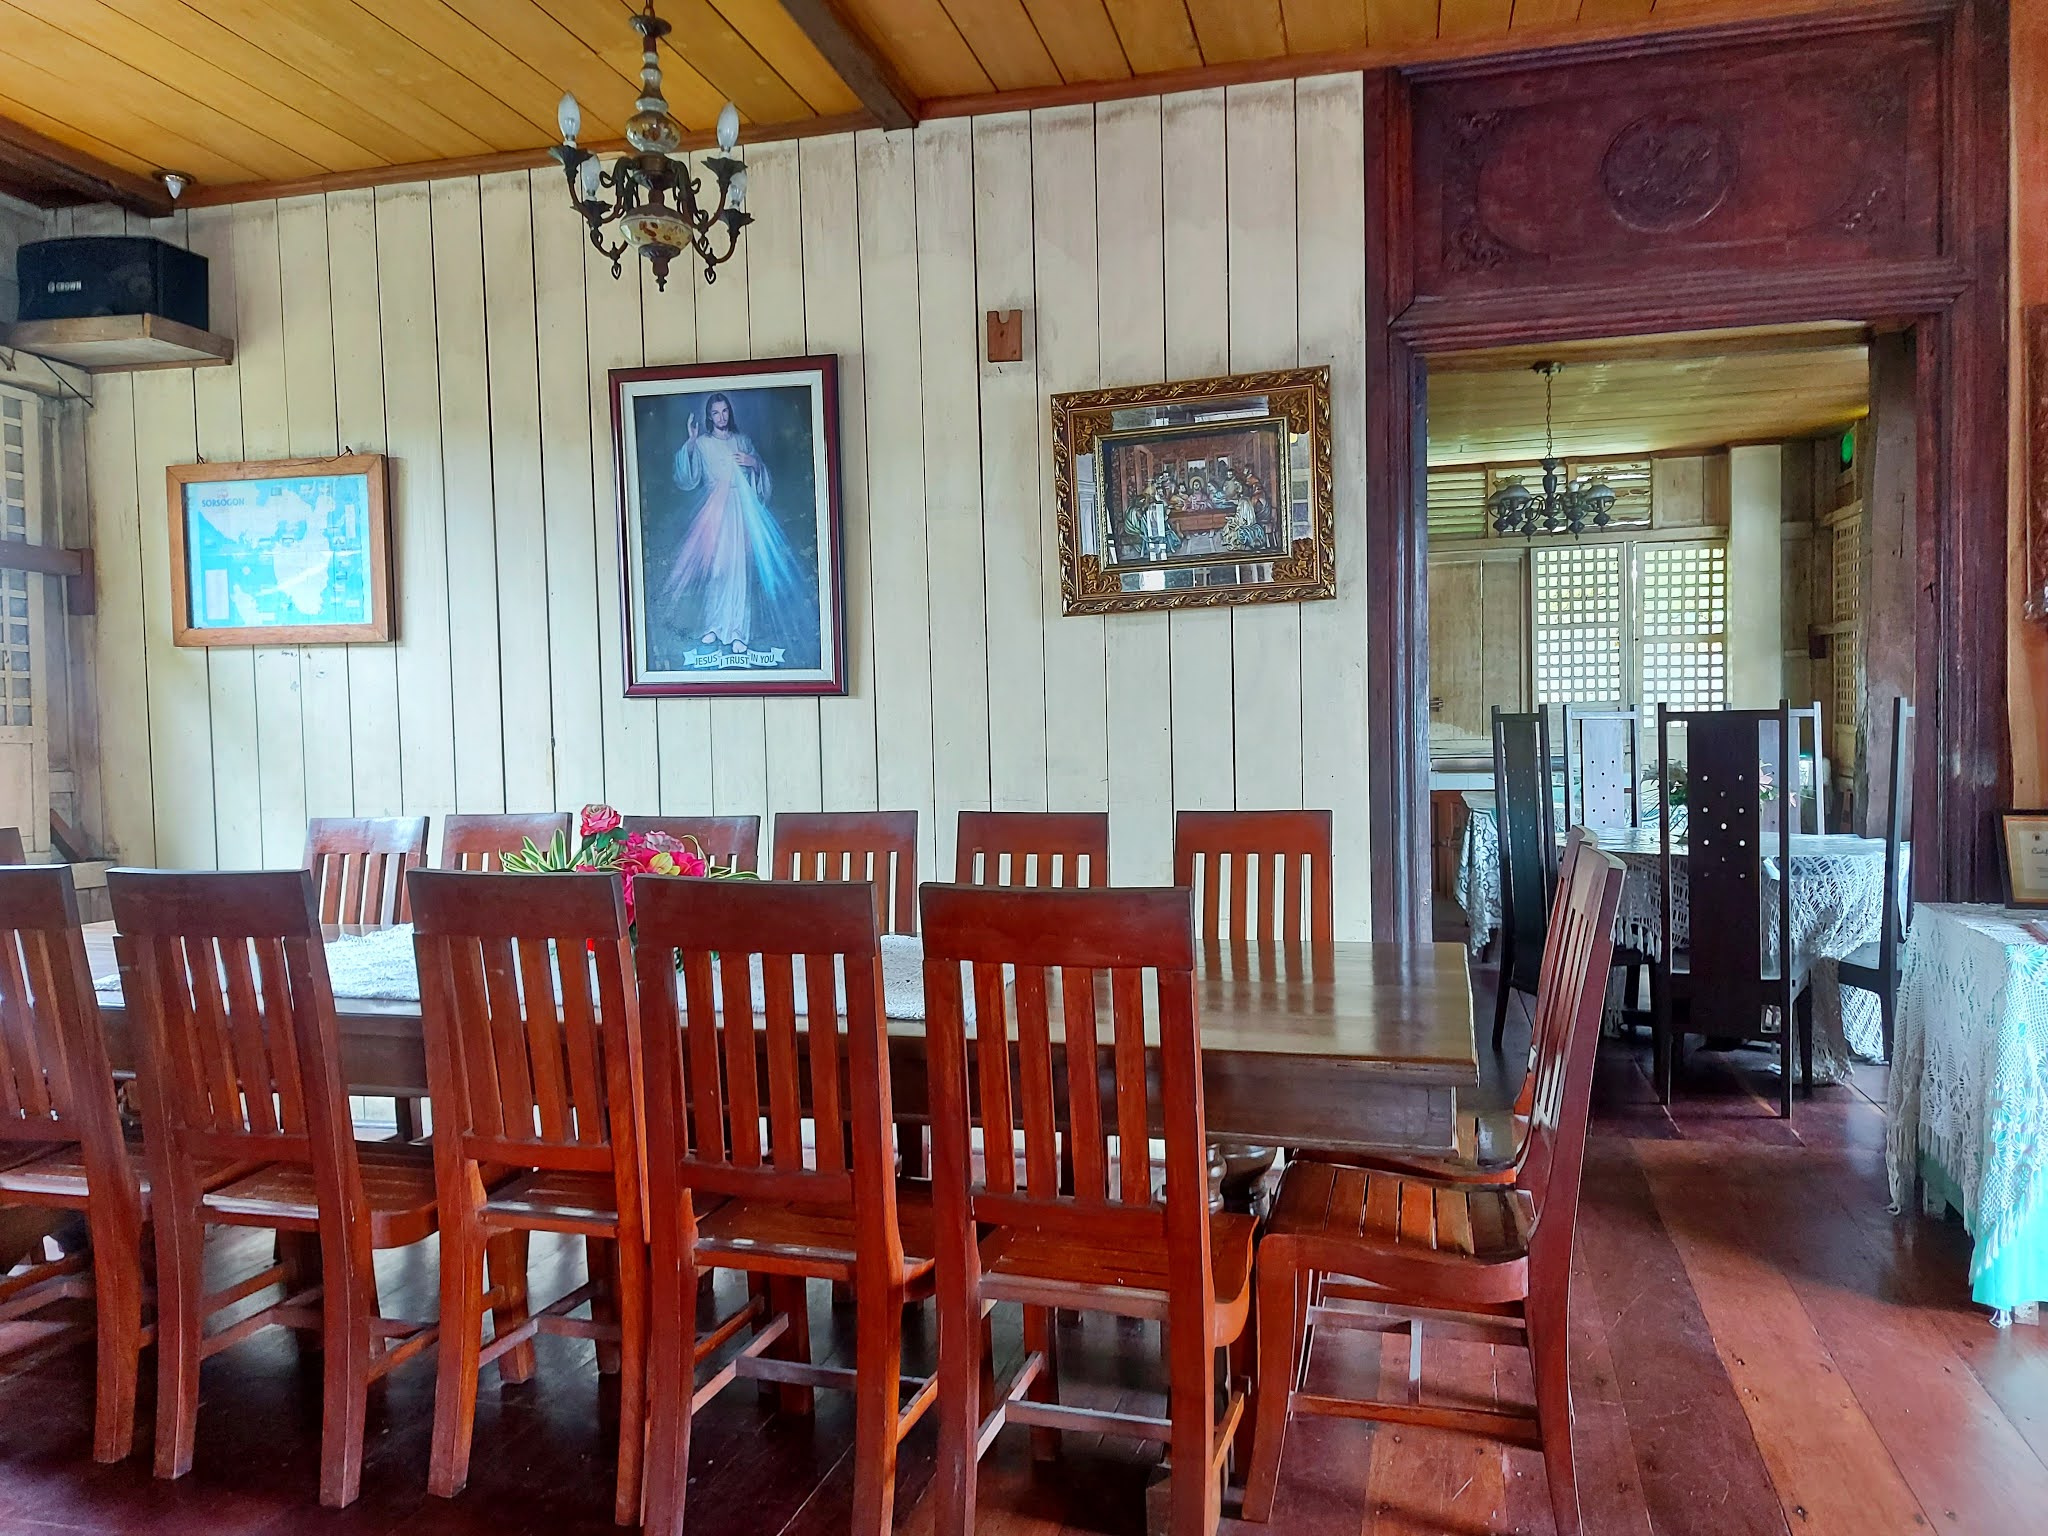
(3, 959, 2046, 1535)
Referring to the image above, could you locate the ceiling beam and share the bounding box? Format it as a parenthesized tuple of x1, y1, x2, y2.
(777, 0, 919, 132)
(0, 116, 172, 217)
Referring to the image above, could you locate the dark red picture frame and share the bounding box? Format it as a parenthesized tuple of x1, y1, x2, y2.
(609, 354, 846, 698)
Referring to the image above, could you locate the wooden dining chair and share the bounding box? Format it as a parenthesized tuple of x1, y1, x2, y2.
(1492, 707, 1558, 1051)
(634, 876, 936, 1536)
(1839, 697, 1914, 1060)
(955, 809, 1111, 888)
(922, 883, 1254, 1536)
(1561, 707, 1640, 830)
(1652, 703, 1811, 1116)
(0, 826, 26, 864)
(438, 811, 573, 871)
(0, 865, 149, 1464)
(110, 868, 440, 1507)
(1788, 700, 1827, 833)
(1242, 844, 1626, 1536)
(1172, 809, 1332, 945)
(769, 810, 918, 933)
(304, 815, 428, 925)
(621, 814, 761, 873)
(409, 869, 647, 1524)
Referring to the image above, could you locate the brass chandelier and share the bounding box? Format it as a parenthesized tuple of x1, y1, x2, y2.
(550, 0, 751, 291)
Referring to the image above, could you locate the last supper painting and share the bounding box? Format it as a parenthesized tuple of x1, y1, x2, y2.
(611, 356, 846, 696)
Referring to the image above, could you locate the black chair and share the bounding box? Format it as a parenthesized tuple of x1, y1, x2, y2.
(1838, 697, 1913, 1061)
(1651, 702, 1812, 1117)
(1492, 706, 1557, 1051)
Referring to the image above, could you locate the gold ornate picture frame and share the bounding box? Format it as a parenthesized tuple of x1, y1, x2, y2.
(1051, 367, 1335, 615)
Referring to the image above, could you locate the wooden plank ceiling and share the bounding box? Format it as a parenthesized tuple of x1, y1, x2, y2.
(1426, 325, 1872, 464)
(0, 0, 1878, 208)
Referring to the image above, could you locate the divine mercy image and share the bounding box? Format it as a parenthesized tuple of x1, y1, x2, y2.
(618, 363, 844, 695)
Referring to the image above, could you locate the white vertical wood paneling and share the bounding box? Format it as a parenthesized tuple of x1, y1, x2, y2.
(530, 171, 606, 812)
(479, 171, 554, 814)
(1161, 90, 1235, 815)
(1032, 106, 1107, 816)
(1224, 82, 1304, 812)
(232, 202, 306, 865)
(1295, 74, 1373, 938)
(186, 206, 257, 865)
(693, 211, 769, 829)
(432, 178, 506, 815)
(972, 113, 1047, 813)
(327, 189, 403, 819)
(1095, 97, 1174, 886)
(800, 134, 878, 812)
(277, 195, 351, 826)
(748, 142, 825, 823)
(79, 88, 1377, 899)
(915, 117, 990, 879)
(857, 128, 937, 868)
(375, 184, 457, 820)
(642, 230, 713, 817)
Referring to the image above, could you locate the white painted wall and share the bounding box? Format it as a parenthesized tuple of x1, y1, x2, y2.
(1727, 444, 1786, 709)
(76, 79, 1376, 934)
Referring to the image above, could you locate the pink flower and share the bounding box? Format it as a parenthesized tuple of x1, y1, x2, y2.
(579, 803, 623, 837)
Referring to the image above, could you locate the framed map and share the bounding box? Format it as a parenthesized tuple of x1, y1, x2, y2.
(166, 454, 392, 647)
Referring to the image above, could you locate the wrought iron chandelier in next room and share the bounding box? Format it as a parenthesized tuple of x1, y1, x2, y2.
(550, 0, 752, 291)
(1486, 362, 1618, 538)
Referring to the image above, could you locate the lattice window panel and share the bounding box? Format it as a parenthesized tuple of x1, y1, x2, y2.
(0, 394, 30, 727)
(1637, 542, 1728, 713)
(1427, 466, 1489, 540)
(1531, 544, 1625, 706)
(1830, 522, 1861, 768)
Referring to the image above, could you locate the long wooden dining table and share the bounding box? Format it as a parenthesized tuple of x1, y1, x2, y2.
(81, 925, 1479, 1158)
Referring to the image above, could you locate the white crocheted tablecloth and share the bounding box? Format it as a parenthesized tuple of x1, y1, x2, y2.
(1887, 904, 2048, 1315)
(308, 926, 939, 1020)
(1458, 812, 1891, 1080)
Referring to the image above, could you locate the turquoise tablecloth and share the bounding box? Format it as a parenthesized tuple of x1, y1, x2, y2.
(1888, 904, 2048, 1322)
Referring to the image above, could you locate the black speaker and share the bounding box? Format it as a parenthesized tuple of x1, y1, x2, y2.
(16, 237, 208, 330)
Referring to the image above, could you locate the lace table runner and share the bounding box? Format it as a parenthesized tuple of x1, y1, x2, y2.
(1887, 904, 2048, 1321)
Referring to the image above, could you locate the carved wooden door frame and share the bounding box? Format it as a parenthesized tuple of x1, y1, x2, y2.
(1364, 0, 2010, 945)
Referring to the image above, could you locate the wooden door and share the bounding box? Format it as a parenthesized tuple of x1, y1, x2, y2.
(1427, 550, 1526, 754)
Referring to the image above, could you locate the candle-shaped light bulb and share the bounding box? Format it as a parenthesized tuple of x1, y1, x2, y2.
(716, 100, 740, 152)
(558, 91, 581, 145)
(727, 167, 747, 209)
(577, 155, 601, 201)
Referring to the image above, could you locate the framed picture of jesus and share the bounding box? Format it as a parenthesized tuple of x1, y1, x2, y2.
(610, 356, 846, 697)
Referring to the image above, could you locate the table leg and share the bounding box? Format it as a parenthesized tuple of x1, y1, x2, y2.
(1215, 1143, 1277, 1216)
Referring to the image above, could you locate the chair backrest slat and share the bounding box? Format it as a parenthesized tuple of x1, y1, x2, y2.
(440, 812, 574, 871)
(305, 816, 428, 925)
(955, 810, 1111, 889)
(621, 815, 761, 874)
(635, 878, 896, 1269)
(1563, 706, 1640, 830)
(770, 811, 918, 934)
(409, 871, 637, 1173)
(922, 885, 1199, 1250)
(1172, 809, 1332, 945)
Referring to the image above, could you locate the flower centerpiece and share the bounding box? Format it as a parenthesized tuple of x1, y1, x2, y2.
(500, 804, 753, 926)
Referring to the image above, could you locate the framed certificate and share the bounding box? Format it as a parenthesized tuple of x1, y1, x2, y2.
(1998, 810, 2048, 908)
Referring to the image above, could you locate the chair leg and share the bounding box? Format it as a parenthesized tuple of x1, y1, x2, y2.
(318, 1251, 374, 1508)
(150, 1201, 205, 1482)
(934, 1274, 980, 1536)
(429, 1215, 486, 1500)
(641, 1249, 696, 1536)
(1023, 1304, 1060, 1462)
(1530, 1316, 1581, 1536)
(1491, 948, 1514, 1052)
(1167, 1311, 1221, 1536)
(849, 1281, 905, 1536)
(767, 1275, 815, 1416)
(1226, 1294, 1257, 1484)
(1241, 1253, 1305, 1522)
(1796, 987, 1815, 1095)
(611, 1227, 649, 1527)
(88, 1226, 144, 1464)
(587, 1237, 620, 1375)
(1779, 1004, 1794, 1120)
(484, 1230, 536, 1384)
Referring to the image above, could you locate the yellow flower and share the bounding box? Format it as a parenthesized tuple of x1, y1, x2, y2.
(648, 851, 679, 876)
